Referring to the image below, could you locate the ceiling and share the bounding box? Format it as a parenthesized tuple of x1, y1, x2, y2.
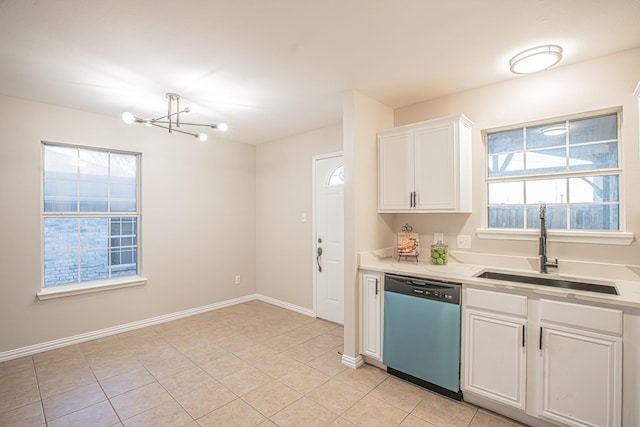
(1, 0, 639, 145)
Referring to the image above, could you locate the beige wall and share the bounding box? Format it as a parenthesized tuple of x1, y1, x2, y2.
(391, 49, 640, 269)
(255, 124, 342, 309)
(4, 49, 638, 357)
(0, 95, 257, 353)
(343, 92, 394, 359)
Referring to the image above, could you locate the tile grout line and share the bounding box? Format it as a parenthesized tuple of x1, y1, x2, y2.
(29, 355, 47, 427)
(114, 331, 197, 425)
(79, 342, 123, 427)
(184, 320, 340, 424)
(3, 303, 506, 427)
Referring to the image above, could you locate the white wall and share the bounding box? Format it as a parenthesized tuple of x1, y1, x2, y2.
(0, 95, 257, 354)
(4, 49, 638, 357)
(343, 92, 394, 359)
(392, 49, 640, 271)
(255, 124, 342, 310)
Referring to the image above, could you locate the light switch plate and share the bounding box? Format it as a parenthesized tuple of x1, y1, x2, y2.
(457, 235, 471, 249)
(434, 232, 444, 243)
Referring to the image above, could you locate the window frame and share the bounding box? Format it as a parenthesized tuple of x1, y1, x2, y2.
(477, 107, 634, 246)
(38, 141, 146, 300)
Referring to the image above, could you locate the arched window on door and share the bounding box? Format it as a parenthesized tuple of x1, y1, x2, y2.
(328, 164, 344, 187)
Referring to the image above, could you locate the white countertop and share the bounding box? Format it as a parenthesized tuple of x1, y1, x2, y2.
(358, 249, 640, 310)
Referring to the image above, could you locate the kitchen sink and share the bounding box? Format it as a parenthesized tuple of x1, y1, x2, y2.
(476, 271, 619, 295)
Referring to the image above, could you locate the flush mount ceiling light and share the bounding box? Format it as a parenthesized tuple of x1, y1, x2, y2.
(541, 125, 567, 136)
(122, 93, 227, 142)
(509, 45, 563, 74)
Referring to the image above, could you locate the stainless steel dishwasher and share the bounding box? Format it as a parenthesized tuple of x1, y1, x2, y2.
(383, 273, 462, 400)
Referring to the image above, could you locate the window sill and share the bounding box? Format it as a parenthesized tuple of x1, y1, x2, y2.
(476, 228, 634, 246)
(36, 276, 147, 300)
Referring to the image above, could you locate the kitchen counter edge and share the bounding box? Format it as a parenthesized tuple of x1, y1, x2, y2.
(358, 250, 640, 310)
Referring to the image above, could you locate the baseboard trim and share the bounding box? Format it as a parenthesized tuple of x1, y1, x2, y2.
(254, 294, 316, 318)
(0, 293, 289, 362)
(341, 353, 364, 369)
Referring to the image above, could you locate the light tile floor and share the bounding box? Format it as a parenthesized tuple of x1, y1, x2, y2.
(0, 301, 527, 426)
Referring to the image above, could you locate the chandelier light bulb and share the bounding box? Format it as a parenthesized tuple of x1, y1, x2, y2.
(185, 104, 198, 114)
(217, 122, 228, 132)
(197, 133, 208, 142)
(121, 112, 135, 124)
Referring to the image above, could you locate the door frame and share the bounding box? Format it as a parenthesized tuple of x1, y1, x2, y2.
(311, 151, 344, 320)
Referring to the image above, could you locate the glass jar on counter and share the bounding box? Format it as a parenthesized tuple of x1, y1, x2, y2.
(430, 241, 448, 265)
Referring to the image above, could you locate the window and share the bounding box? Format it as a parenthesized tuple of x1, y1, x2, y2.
(328, 164, 344, 186)
(485, 112, 620, 231)
(42, 143, 140, 289)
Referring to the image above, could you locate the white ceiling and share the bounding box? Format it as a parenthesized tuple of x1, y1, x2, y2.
(1, 0, 639, 145)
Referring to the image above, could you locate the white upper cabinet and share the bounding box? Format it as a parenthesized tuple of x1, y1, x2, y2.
(378, 114, 473, 213)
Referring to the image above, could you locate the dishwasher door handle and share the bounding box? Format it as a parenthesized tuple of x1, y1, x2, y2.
(403, 279, 460, 288)
(407, 280, 425, 286)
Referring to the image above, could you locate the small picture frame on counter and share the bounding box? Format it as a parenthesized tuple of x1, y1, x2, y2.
(397, 231, 419, 262)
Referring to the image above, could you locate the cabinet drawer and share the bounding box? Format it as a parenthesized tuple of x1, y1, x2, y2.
(540, 299, 622, 335)
(465, 288, 527, 316)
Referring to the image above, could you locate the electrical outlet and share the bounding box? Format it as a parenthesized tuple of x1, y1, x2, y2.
(234, 275, 241, 285)
(457, 235, 471, 249)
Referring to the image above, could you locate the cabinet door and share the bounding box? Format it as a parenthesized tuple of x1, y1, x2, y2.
(539, 324, 622, 427)
(378, 130, 414, 211)
(464, 309, 527, 410)
(413, 122, 457, 210)
(360, 273, 382, 360)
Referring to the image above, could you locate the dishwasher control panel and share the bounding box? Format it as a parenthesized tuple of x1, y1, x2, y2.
(386, 274, 461, 305)
(412, 288, 451, 299)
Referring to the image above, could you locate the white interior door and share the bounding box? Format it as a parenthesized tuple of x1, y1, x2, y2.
(314, 154, 344, 324)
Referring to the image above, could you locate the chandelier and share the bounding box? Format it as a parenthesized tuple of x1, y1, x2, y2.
(121, 93, 227, 142)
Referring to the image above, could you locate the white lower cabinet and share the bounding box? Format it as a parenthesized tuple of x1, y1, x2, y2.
(537, 300, 622, 427)
(463, 287, 623, 427)
(360, 271, 383, 361)
(464, 288, 527, 410)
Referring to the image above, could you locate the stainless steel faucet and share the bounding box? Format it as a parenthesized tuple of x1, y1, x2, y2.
(539, 203, 559, 273)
